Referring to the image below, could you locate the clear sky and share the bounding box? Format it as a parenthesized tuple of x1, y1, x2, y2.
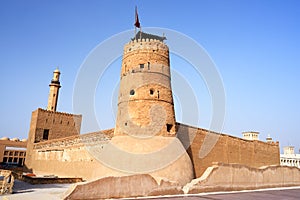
(0, 0, 299, 152)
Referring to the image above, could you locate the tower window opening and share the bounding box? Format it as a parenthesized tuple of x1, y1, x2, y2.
(150, 89, 154, 95)
(130, 89, 135, 95)
(157, 91, 160, 99)
(166, 124, 173, 132)
(148, 62, 150, 70)
(140, 64, 144, 69)
(53, 94, 56, 97)
(125, 122, 127, 126)
(43, 129, 49, 140)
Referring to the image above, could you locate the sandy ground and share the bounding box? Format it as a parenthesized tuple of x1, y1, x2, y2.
(1, 180, 72, 200)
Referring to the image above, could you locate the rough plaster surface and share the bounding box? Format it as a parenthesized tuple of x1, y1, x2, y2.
(27, 135, 194, 186)
(177, 123, 280, 178)
(63, 164, 300, 199)
(114, 39, 176, 136)
(183, 163, 300, 194)
(62, 174, 182, 200)
(101, 136, 194, 185)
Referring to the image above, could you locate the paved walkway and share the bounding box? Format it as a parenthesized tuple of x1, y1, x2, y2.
(1, 180, 71, 200)
(137, 187, 300, 200)
(1, 181, 300, 200)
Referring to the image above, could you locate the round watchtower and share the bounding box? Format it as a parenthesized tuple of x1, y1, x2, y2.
(114, 32, 176, 137)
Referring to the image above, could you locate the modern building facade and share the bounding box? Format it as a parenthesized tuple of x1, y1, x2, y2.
(0, 137, 27, 166)
(280, 146, 300, 168)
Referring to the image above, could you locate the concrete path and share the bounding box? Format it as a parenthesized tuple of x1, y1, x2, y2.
(1, 180, 71, 200)
(134, 187, 300, 200)
(1, 181, 300, 200)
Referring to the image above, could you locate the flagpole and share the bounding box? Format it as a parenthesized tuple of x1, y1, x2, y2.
(134, 6, 141, 41)
(139, 26, 142, 41)
(134, 7, 136, 40)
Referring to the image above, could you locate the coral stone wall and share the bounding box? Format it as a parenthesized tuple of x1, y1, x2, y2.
(25, 130, 117, 180)
(177, 123, 280, 178)
(115, 39, 176, 136)
(32, 108, 82, 142)
(25, 108, 82, 169)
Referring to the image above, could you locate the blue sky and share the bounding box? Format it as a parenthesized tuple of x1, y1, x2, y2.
(0, 0, 299, 152)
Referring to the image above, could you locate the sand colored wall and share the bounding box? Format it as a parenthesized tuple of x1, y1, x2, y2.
(27, 134, 194, 186)
(25, 108, 82, 169)
(114, 38, 176, 136)
(26, 130, 118, 180)
(184, 163, 300, 194)
(63, 174, 183, 200)
(177, 123, 280, 178)
(63, 163, 300, 199)
(30, 108, 82, 143)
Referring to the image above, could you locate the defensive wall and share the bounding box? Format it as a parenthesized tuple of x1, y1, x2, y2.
(26, 129, 115, 180)
(28, 108, 82, 143)
(25, 108, 82, 169)
(177, 123, 280, 178)
(184, 163, 300, 193)
(26, 122, 280, 182)
(63, 164, 300, 199)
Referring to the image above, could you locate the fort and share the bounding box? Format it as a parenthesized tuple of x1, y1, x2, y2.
(20, 29, 293, 198)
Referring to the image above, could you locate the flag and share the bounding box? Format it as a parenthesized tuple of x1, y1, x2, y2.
(134, 6, 140, 28)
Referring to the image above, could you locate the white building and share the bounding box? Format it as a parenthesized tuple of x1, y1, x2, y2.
(242, 131, 259, 140)
(280, 146, 300, 168)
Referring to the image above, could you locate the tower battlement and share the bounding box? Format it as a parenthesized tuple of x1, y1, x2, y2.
(124, 38, 168, 53)
(121, 38, 169, 77)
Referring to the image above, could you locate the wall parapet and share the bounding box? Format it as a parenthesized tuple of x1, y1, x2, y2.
(33, 129, 114, 150)
(177, 122, 279, 146)
(37, 108, 82, 118)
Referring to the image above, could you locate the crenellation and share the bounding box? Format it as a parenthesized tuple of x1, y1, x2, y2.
(37, 108, 82, 118)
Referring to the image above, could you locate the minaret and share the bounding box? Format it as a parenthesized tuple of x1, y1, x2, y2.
(114, 32, 176, 137)
(47, 68, 61, 111)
